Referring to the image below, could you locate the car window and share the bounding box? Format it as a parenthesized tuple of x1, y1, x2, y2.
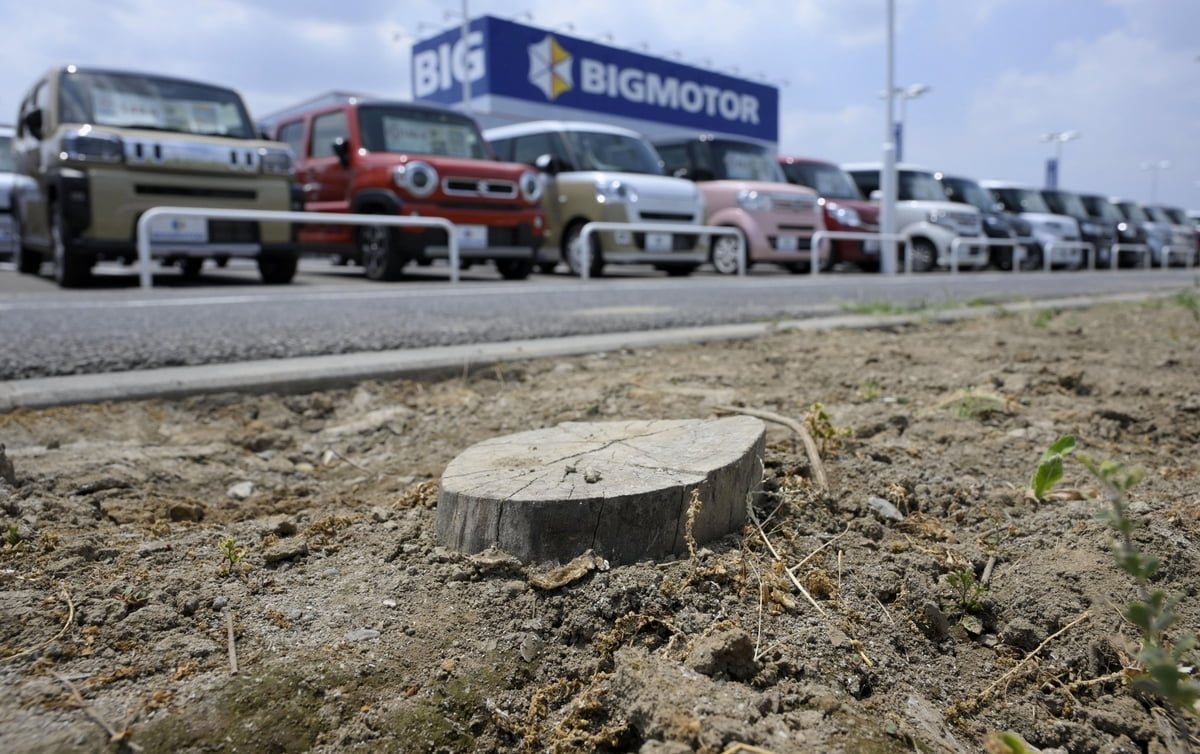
(0, 135, 12, 171)
(276, 120, 305, 158)
(656, 143, 688, 175)
(357, 105, 487, 159)
(312, 110, 349, 159)
(512, 132, 560, 166)
(847, 171, 879, 197)
(780, 162, 860, 199)
(563, 130, 661, 174)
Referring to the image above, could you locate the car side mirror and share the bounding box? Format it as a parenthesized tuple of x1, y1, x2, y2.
(534, 153, 571, 175)
(332, 137, 350, 168)
(869, 189, 883, 201)
(23, 109, 43, 140)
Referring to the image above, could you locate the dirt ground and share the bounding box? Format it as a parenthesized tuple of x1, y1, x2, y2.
(2, 293, 1199, 754)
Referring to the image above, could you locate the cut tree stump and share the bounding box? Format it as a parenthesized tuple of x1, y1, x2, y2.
(436, 416, 766, 565)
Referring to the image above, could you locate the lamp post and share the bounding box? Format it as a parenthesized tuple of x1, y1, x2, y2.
(881, 84, 929, 162)
(1040, 130, 1080, 189)
(1141, 160, 1171, 203)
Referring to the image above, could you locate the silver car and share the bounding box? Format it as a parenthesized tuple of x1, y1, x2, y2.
(0, 124, 16, 261)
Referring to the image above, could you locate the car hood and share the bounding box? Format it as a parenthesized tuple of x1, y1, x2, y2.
(1019, 212, 1079, 235)
(567, 171, 703, 203)
(0, 172, 15, 210)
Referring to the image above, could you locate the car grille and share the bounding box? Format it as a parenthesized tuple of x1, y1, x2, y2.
(947, 211, 981, 235)
(442, 177, 518, 199)
(768, 192, 817, 212)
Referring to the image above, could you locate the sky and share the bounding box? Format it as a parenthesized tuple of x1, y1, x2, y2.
(1, 0, 1197, 210)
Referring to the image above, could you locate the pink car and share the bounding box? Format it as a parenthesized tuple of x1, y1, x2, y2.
(654, 136, 824, 274)
(778, 156, 881, 270)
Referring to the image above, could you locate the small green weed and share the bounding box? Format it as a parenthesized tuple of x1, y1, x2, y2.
(1030, 434, 1076, 499)
(946, 569, 985, 614)
(218, 535, 249, 573)
(859, 378, 881, 401)
(1170, 288, 1200, 322)
(841, 300, 909, 316)
(1033, 436, 1200, 716)
(1032, 308, 1058, 328)
(4, 525, 19, 546)
(983, 731, 1037, 754)
(804, 403, 852, 455)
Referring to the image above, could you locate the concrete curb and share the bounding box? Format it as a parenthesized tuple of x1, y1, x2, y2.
(0, 290, 1171, 410)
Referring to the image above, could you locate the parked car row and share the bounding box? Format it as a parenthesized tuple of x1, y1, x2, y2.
(3, 65, 1196, 287)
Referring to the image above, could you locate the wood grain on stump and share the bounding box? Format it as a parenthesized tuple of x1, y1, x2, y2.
(436, 417, 766, 565)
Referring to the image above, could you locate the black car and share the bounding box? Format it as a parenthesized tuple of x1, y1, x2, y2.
(935, 172, 1023, 269)
(1041, 189, 1117, 268)
(1078, 193, 1144, 267)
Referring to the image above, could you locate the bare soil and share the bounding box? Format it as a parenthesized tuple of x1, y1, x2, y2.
(2, 296, 1199, 754)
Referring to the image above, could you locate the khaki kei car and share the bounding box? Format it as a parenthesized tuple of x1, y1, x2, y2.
(486, 120, 707, 277)
(12, 65, 300, 287)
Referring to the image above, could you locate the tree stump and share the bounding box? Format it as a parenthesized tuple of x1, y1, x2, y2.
(436, 416, 766, 565)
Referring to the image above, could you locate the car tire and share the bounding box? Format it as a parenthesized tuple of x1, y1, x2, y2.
(709, 229, 745, 275)
(13, 215, 42, 275)
(1021, 245, 1043, 271)
(258, 253, 298, 284)
(180, 258, 204, 280)
(357, 223, 406, 282)
(496, 258, 533, 280)
(536, 262, 558, 275)
(563, 222, 603, 278)
(907, 239, 936, 273)
(50, 203, 91, 288)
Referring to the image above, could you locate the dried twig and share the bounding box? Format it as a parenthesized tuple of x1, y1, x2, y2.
(2, 587, 74, 663)
(713, 405, 828, 491)
(748, 506, 826, 619)
(54, 673, 143, 752)
(226, 610, 239, 675)
(787, 522, 850, 576)
(977, 611, 1091, 702)
(980, 554, 998, 586)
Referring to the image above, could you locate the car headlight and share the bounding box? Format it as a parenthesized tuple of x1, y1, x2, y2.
(927, 209, 953, 227)
(736, 189, 772, 211)
(1080, 221, 1101, 236)
(519, 170, 544, 203)
(824, 201, 861, 227)
(259, 147, 294, 175)
(393, 161, 438, 198)
(60, 128, 123, 163)
(595, 178, 637, 204)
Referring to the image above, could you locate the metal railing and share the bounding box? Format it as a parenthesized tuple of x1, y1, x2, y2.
(812, 231, 911, 274)
(1109, 243, 1150, 270)
(948, 236, 1032, 274)
(1042, 241, 1095, 272)
(135, 207, 459, 289)
(577, 221, 743, 281)
(1162, 244, 1196, 269)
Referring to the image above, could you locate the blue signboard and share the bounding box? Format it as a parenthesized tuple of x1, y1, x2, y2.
(411, 15, 778, 142)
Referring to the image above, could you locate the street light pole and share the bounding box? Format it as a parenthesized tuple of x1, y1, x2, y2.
(893, 84, 929, 162)
(880, 0, 897, 277)
(1040, 130, 1080, 189)
(1141, 160, 1171, 203)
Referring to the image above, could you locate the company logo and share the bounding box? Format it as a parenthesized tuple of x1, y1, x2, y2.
(527, 35, 573, 101)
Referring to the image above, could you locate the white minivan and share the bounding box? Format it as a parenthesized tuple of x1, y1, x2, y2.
(842, 162, 987, 272)
(486, 120, 707, 277)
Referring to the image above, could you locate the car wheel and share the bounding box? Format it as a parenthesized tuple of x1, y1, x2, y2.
(496, 258, 533, 280)
(180, 258, 204, 280)
(13, 215, 42, 275)
(258, 253, 298, 284)
(1021, 245, 1043, 271)
(907, 239, 936, 273)
(357, 223, 406, 281)
(563, 222, 603, 277)
(709, 230, 745, 275)
(536, 262, 557, 275)
(50, 203, 91, 288)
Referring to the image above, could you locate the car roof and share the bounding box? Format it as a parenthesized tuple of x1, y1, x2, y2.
(979, 179, 1040, 190)
(0, 124, 13, 137)
(483, 119, 643, 140)
(778, 156, 838, 167)
(47, 64, 241, 94)
(840, 161, 935, 173)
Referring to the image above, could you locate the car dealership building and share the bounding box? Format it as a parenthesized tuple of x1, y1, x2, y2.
(411, 15, 779, 147)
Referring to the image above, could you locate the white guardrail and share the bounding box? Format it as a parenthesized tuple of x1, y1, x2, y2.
(577, 221, 745, 281)
(135, 207, 459, 289)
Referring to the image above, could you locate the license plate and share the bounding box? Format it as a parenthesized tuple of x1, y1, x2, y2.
(148, 215, 208, 243)
(775, 235, 798, 251)
(645, 232, 672, 252)
(457, 224, 488, 249)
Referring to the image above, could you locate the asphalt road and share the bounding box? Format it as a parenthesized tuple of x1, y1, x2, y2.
(1, 256, 1195, 384)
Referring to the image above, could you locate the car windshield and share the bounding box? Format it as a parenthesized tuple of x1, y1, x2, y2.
(1145, 206, 1173, 223)
(992, 187, 1051, 213)
(942, 177, 994, 211)
(1116, 202, 1150, 223)
(710, 139, 785, 182)
(897, 170, 945, 201)
(1080, 196, 1123, 222)
(1162, 207, 1187, 224)
(779, 161, 860, 199)
(0, 135, 12, 171)
(1042, 191, 1088, 219)
(357, 105, 488, 159)
(562, 130, 662, 174)
(59, 69, 256, 138)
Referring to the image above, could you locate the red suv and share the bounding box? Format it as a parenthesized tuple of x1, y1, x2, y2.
(270, 96, 545, 280)
(777, 157, 880, 270)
